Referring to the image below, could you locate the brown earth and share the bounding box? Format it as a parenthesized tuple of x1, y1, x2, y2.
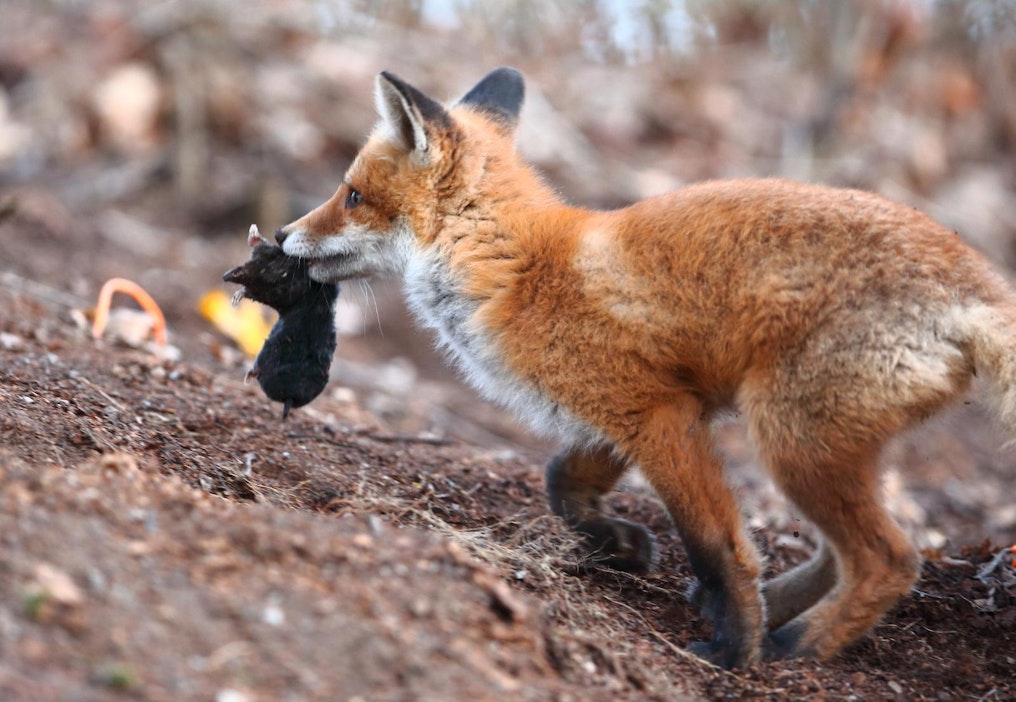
(0, 187, 1014, 702)
(2, 3, 1015, 699)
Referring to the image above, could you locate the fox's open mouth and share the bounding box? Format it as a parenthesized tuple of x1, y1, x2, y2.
(306, 254, 347, 267)
(306, 254, 355, 282)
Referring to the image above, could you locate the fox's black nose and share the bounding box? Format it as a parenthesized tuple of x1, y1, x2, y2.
(275, 228, 289, 245)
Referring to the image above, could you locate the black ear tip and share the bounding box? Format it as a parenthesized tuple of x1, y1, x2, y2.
(491, 66, 523, 80)
(379, 70, 420, 98)
(489, 66, 524, 94)
(378, 70, 403, 88)
(459, 67, 526, 126)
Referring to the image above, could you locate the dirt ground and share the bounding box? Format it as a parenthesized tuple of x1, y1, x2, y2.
(2, 2, 1016, 700)
(1, 185, 1014, 702)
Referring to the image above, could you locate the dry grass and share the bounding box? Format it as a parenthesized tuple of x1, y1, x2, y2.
(304, 467, 711, 699)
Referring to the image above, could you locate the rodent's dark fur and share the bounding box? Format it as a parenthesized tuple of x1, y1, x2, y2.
(223, 240, 338, 418)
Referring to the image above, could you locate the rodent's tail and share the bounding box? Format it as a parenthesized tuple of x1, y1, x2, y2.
(960, 300, 1016, 447)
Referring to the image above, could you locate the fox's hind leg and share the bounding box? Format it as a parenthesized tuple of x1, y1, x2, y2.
(760, 447, 920, 660)
(743, 301, 974, 658)
(740, 357, 959, 657)
(546, 444, 656, 572)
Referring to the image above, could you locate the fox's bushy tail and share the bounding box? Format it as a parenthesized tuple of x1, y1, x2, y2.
(959, 299, 1016, 446)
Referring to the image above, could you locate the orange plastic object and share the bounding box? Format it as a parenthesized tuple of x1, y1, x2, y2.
(91, 277, 167, 346)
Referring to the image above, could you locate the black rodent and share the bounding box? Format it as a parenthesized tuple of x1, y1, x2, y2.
(223, 231, 339, 419)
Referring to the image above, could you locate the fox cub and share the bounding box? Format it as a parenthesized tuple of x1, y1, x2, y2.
(276, 67, 1016, 668)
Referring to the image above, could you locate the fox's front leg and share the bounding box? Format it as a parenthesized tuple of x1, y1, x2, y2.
(620, 399, 765, 669)
(546, 444, 656, 572)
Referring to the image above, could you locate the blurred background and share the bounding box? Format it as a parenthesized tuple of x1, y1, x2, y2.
(3, 1, 1014, 218)
(1, 1, 1015, 540)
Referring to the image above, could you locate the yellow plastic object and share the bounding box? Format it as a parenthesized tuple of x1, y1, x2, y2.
(198, 289, 275, 356)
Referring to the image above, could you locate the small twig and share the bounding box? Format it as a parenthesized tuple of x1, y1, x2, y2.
(77, 376, 127, 413)
(911, 588, 948, 600)
(283, 430, 453, 447)
(363, 432, 455, 446)
(601, 594, 728, 672)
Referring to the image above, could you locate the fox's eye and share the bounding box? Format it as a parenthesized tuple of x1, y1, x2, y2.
(345, 189, 363, 209)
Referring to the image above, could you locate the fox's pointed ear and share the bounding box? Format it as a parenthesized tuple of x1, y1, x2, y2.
(375, 71, 451, 157)
(458, 67, 525, 133)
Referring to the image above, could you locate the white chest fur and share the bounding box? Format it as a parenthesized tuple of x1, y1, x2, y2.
(403, 251, 595, 447)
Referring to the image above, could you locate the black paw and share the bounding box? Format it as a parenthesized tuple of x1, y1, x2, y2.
(687, 639, 754, 669)
(575, 517, 657, 573)
(762, 619, 811, 661)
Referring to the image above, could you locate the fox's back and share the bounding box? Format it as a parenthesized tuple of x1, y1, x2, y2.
(601, 178, 998, 319)
(485, 178, 1009, 415)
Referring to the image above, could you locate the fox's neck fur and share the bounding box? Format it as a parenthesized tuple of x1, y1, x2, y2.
(403, 121, 597, 444)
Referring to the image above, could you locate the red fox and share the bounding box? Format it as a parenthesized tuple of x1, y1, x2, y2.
(276, 68, 1016, 668)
